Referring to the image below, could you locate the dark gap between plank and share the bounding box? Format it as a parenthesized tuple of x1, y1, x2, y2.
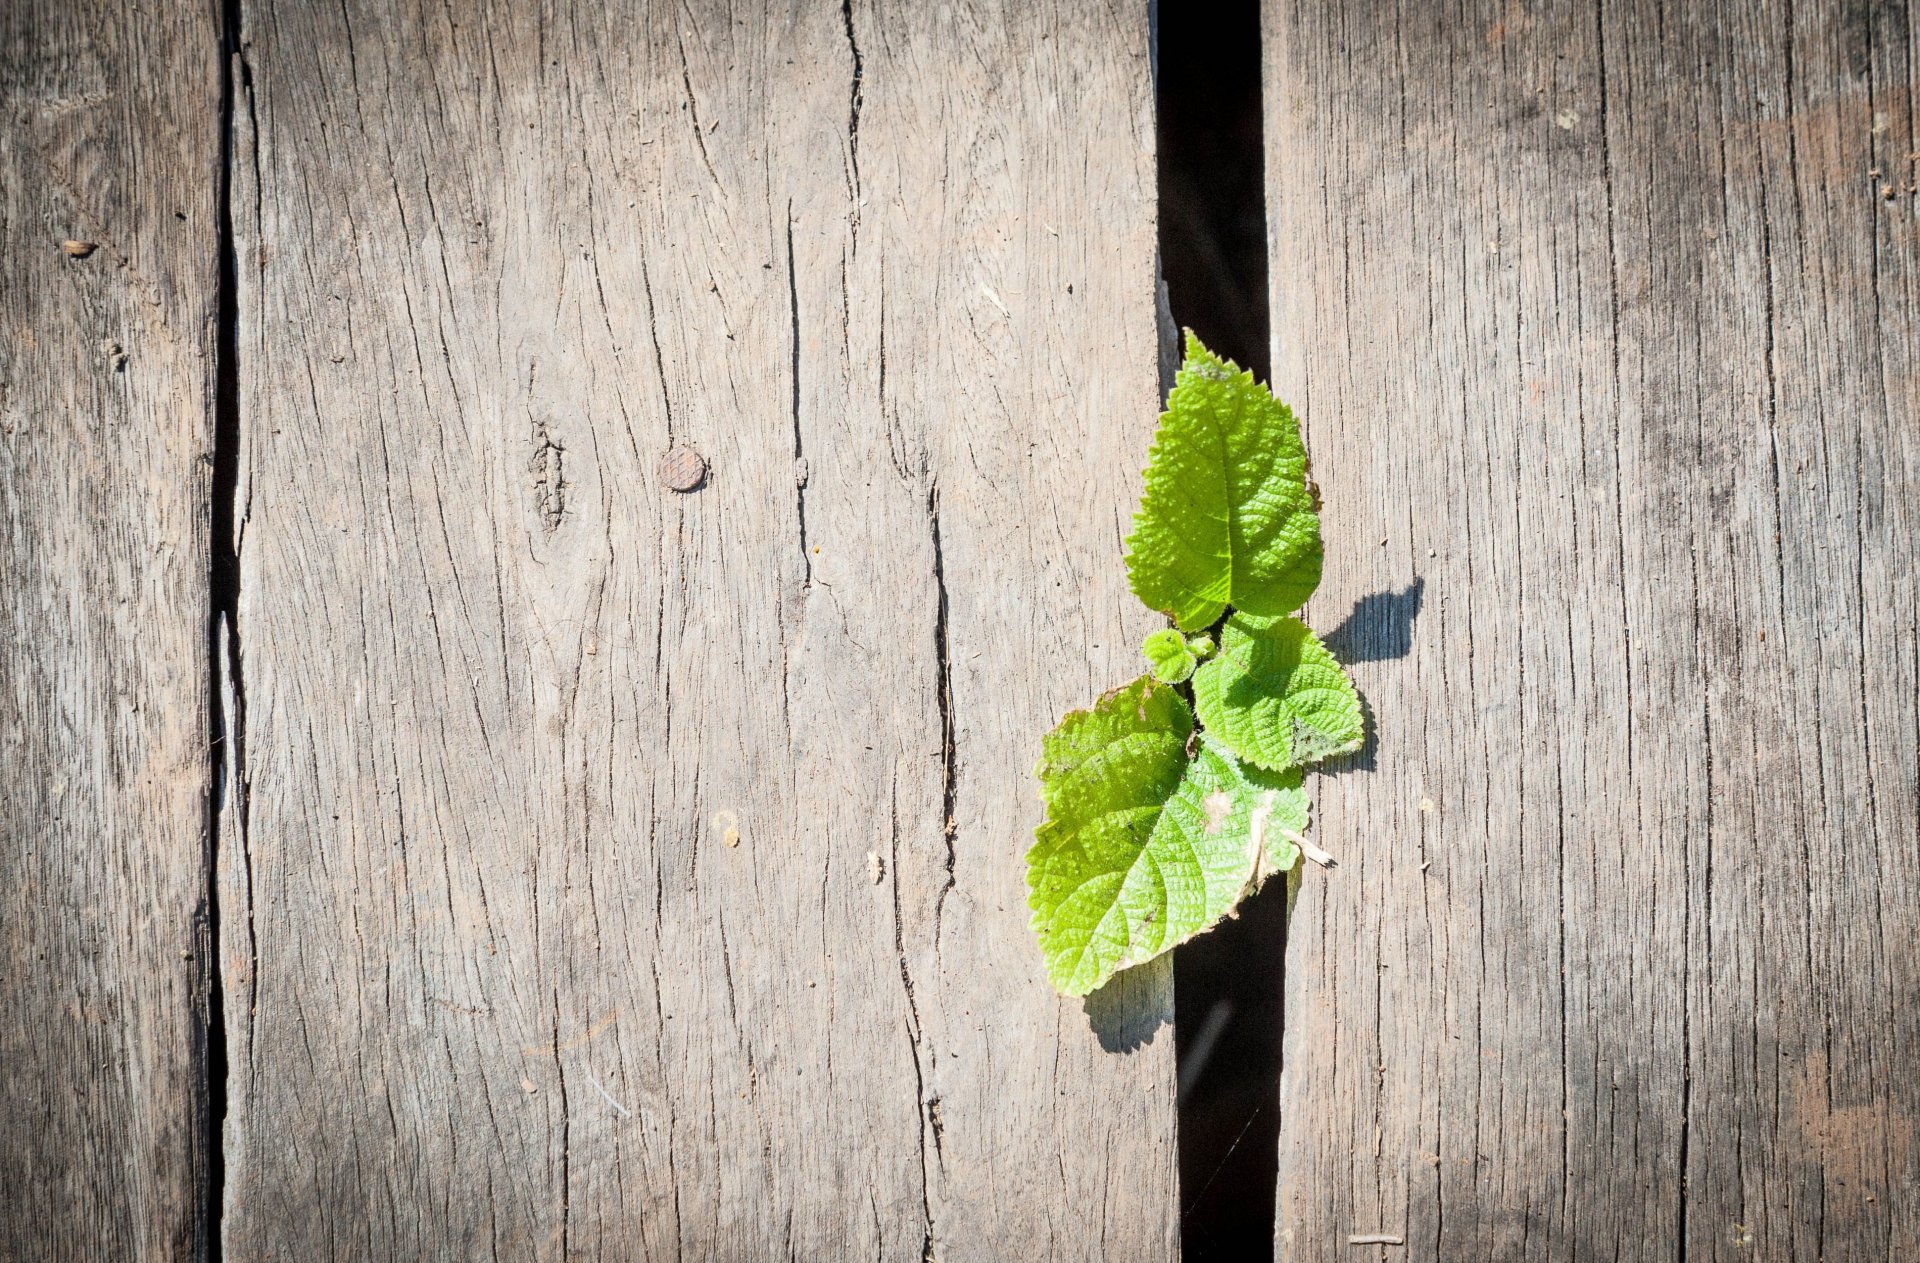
(1156, 2, 1282, 1258)
(205, 0, 247, 1256)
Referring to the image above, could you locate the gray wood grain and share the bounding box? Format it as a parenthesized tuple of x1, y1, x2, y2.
(0, 3, 219, 1258)
(1265, 0, 1920, 1258)
(222, 1, 1175, 1257)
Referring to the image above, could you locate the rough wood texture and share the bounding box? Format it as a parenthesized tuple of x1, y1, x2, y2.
(222, 1, 1174, 1256)
(0, 4, 218, 1259)
(1266, 0, 1920, 1258)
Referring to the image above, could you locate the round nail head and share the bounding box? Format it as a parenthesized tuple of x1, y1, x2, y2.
(658, 445, 708, 493)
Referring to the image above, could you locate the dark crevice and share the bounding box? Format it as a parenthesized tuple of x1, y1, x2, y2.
(551, 991, 572, 1260)
(636, 250, 677, 444)
(840, 0, 865, 237)
(673, 27, 721, 188)
(886, 783, 937, 1260)
(926, 485, 958, 955)
(206, 0, 249, 1257)
(928, 485, 956, 869)
(785, 206, 811, 585)
(917, 482, 955, 1263)
(1156, 0, 1279, 1257)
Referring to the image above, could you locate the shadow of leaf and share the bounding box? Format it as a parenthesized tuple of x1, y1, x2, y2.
(1318, 684, 1381, 774)
(1084, 954, 1174, 1053)
(1314, 580, 1422, 774)
(1322, 577, 1425, 664)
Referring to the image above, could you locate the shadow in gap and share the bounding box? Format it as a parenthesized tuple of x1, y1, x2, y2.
(1157, 0, 1281, 1256)
(1173, 879, 1288, 1258)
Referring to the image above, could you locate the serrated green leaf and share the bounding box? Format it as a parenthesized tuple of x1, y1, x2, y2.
(1123, 332, 1323, 630)
(1191, 613, 1364, 772)
(1141, 628, 1198, 684)
(1027, 677, 1308, 996)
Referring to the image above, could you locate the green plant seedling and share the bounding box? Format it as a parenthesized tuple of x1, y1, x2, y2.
(1027, 333, 1362, 996)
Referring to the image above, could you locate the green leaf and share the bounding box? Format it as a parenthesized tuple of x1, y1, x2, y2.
(1027, 676, 1308, 996)
(1192, 613, 1364, 772)
(1141, 628, 1198, 684)
(1123, 332, 1323, 630)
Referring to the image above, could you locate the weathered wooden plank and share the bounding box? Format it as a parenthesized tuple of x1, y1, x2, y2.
(223, 1, 1173, 1257)
(0, 4, 219, 1258)
(1265, 0, 1920, 1258)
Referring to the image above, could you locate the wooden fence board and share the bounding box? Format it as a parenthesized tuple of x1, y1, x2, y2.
(222, 1, 1174, 1257)
(1265, 0, 1920, 1258)
(0, 4, 219, 1258)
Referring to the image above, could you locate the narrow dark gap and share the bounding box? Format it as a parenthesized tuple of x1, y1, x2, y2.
(1155, 2, 1283, 1258)
(1156, 2, 1270, 384)
(204, 0, 246, 1255)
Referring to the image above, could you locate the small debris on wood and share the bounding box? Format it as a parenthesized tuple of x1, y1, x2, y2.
(582, 1068, 632, 1118)
(100, 339, 127, 371)
(658, 444, 709, 492)
(1348, 1232, 1404, 1246)
(867, 851, 885, 883)
(61, 239, 97, 258)
(1282, 827, 1335, 868)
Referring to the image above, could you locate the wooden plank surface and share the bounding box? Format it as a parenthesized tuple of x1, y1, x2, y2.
(1266, 0, 1920, 1258)
(0, 4, 219, 1259)
(222, 1, 1174, 1257)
